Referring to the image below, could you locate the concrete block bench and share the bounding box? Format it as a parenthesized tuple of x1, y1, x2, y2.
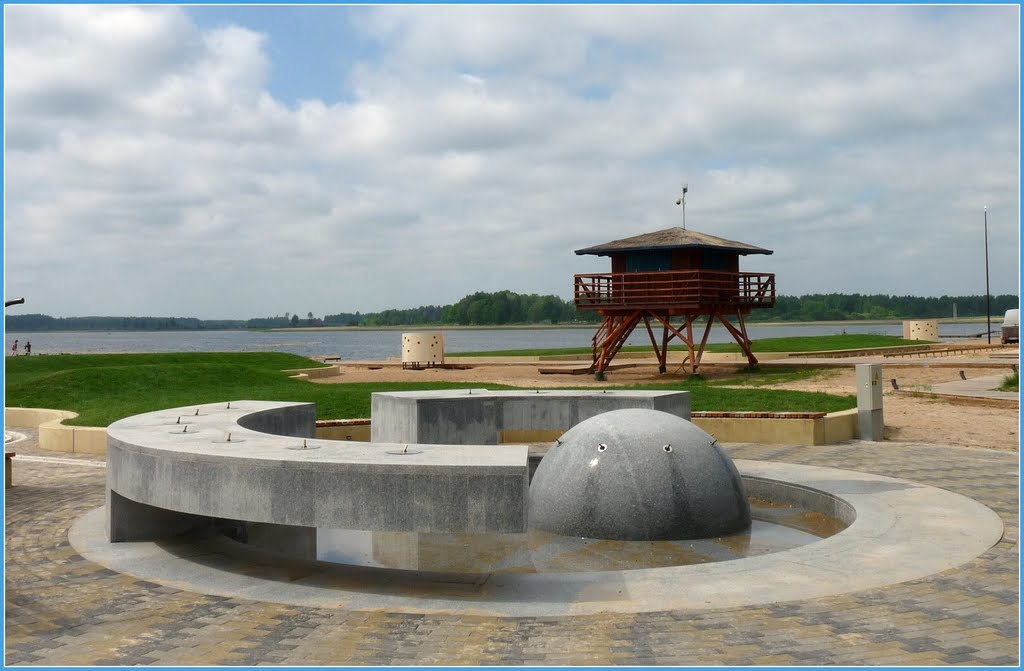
(106, 401, 528, 543)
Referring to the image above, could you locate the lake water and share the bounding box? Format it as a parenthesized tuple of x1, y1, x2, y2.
(3, 322, 994, 360)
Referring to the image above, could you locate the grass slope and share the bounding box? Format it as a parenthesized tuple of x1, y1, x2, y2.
(4, 352, 854, 427)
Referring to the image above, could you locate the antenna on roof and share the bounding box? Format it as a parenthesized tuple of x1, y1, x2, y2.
(675, 182, 689, 229)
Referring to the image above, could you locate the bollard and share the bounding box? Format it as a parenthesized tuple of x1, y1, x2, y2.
(856, 363, 884, 441)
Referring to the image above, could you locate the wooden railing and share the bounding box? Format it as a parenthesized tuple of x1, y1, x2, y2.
(574, 271, 776, 310)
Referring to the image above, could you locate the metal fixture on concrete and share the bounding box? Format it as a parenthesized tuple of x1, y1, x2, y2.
(529, 408, 750, 541)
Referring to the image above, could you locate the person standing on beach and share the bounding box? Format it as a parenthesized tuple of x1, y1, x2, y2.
(25, 341, 31, 355)
(10, 340, 17, 356)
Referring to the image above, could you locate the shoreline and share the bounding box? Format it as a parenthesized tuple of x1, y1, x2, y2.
(263, 317, 998, 332)
(6, 316, 1001, 336)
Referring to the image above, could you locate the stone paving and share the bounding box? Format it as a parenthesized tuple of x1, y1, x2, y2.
(4, 434, 1019, 666)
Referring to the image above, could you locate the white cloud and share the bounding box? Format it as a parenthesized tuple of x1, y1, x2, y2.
(3, 5, 1019, 320)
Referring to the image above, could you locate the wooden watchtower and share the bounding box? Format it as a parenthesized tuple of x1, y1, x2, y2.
(573, 227, 776, 379)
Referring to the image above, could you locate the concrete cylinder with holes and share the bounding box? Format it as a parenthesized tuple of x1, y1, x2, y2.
(401, 332, 444, 367)
(528, 408, 750, 540)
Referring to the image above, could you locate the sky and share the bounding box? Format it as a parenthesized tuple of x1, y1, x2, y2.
(3, 4, 1020, 320)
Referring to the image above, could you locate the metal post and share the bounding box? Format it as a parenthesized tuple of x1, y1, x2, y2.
(984, 207, 991, 344)
(675, 183, 688, 230)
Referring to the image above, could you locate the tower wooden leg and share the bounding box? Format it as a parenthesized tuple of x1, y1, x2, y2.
(659, 324, 670, 373)
(591, 312, 643, 379)
(717, 312, 758, 366)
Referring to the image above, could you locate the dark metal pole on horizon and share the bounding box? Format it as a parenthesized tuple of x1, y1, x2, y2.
(984, 206, 991, 344)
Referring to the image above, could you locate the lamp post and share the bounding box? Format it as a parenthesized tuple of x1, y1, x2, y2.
(984, 207, 991, 344)
(675, 183, 688, 230)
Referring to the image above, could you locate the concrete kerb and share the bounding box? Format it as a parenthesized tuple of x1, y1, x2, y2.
(5, 407, 106, 455)
(69, 457, 1004, 617)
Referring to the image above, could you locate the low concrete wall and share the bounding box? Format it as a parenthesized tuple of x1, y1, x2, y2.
(371, 389, 691, 445)
(692, 409, 858, 446)
(39, 423, 108, 455)
(5, 407, 107, 455)
(824, 409, 859, 444)
(6, 407, 76, 428)
(284, 366, 341, 380)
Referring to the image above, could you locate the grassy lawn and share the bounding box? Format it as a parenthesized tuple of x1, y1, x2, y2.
(455, 334, 931, 357)
(4, 352, 854, 427)
(5, 352, 511, 426)
(625, 381, 853, 413)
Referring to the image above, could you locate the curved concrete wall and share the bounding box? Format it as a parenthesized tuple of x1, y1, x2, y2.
(5, 407, 107, 454)
(235, 403, 317, 438)
(106, 401, 528, 542)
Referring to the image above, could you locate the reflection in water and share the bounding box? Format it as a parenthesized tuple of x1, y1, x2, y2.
(314, 498, 846, 575)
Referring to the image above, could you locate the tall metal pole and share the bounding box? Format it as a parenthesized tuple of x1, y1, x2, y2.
(676, 183, 688, 230)
(984, 207, 991, 344)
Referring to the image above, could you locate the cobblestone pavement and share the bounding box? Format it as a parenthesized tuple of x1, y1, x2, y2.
(4, 437, 1018, 666)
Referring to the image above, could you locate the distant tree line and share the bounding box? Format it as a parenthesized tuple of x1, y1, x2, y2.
(749, 293, 1020, 322)
(5, 313, 320, 332)
(6, 292, 1018, 332)
(4, 314, 249, 331)
(328, 291, 1020, 326)
(325, 291, 600, 327)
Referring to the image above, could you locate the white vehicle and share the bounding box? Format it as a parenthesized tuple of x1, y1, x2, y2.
(1000, 308, 1019, 345)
